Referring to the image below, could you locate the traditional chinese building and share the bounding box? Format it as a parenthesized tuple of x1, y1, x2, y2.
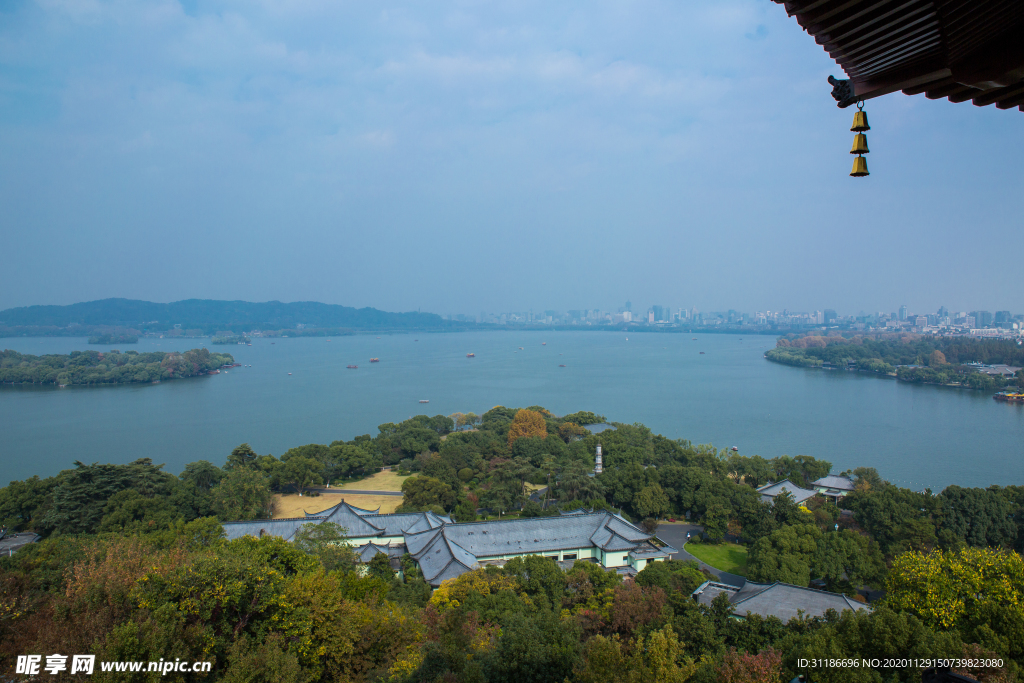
(222, 501, 676, 586)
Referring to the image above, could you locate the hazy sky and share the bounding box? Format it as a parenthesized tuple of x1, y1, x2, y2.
(2, 0, 1022, 318)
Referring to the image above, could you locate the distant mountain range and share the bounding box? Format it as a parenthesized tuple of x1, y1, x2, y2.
(0, 299, 459, 336)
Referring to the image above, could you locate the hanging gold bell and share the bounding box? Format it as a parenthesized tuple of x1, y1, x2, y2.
(850, 133, 869, 154)
(851, 110, 870, 132)
(850, 155, 869, 177)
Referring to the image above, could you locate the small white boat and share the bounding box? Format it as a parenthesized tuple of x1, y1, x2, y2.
(419, 399, 429, 403)
(288, 372, 292, 375)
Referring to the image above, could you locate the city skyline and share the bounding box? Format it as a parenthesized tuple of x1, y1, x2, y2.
(2, 1, 1023, 315)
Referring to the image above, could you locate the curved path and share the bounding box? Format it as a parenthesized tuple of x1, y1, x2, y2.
(655, 523, 746, 588)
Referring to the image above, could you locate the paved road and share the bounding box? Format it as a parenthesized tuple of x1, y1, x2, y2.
(656, 523, 746, 588)
(306, 488, 403, 496)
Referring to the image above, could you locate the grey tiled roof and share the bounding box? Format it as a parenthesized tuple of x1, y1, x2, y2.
(357, 542, 390, 561)
(733, 582, 869, 621)
(222, 504, 668, 586)
(222, 517, 315, 541)
(307, 500, 380, 517)
(812, 475, 856, 492)
(756, 480, 817, 504)
(411, 530, 476, 585)
(693, 580, 870, 622)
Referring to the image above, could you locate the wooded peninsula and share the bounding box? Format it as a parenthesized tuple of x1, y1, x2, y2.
(0, 347, 234, 386)
(766, 334, 1024, 392)
(1, 406, 1021, 682)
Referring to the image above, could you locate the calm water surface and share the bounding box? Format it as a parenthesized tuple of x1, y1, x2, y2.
(1, 332, 1021, 490)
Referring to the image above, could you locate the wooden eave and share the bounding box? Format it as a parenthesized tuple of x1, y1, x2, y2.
(774, 0, 1024, 111)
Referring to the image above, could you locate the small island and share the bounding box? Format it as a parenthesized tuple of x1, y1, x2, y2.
(766, 333, 1024, 393)
(87, 333, 139, 345)
(0, 347, 234, 386)
(211, 335, 251, 345)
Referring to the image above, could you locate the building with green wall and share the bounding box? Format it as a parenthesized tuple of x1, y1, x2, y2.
(222, 501, 676, 586)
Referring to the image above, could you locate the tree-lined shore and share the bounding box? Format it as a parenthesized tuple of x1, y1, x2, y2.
(0, 348, 234, 386)
(766, 334, 1024, 392)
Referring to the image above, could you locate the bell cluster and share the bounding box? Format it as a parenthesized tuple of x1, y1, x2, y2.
(850, 107, 870, 177)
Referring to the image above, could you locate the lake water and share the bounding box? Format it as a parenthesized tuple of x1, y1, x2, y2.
(1, 332, 1021, 490)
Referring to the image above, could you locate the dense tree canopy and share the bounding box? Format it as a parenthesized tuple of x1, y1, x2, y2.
(0, 348, 233, 385)
(767, 335, 1024, 392)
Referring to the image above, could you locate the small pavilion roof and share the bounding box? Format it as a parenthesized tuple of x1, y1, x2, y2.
(812, 475, 856, 492)
(756, 480, 817, 505)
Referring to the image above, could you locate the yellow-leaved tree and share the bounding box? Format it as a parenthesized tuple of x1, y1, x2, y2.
(884, 547, 1024, 630)
(429, 568, 522, 613)
(506, 409, 548, 448)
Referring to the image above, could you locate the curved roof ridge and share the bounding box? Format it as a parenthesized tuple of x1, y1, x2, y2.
(322, 500, 386, 531)
(223, 516, 322, 525)
(406, 528, 444, 558)
(448, 512, 607, 529)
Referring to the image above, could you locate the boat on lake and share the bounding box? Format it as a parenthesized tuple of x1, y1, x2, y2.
(419, 399, 429, 403)
(370, 358, 380, 363)
(347, 365, 358, 369)
(559, 364, 566, 367)
(994, 391, 1024, 403)
(466, 353, 475, 357)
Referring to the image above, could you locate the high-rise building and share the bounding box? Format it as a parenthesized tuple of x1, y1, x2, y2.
(971, 311, 994, 327)
(898, 305, 908, 321)
(995, 311, 1011, 323)
(824, 309, 837, 323)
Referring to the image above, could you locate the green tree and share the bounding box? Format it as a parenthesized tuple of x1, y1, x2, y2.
(220, 634, 309, 683)
(635, 559, 706, 595)
(97, 489, 183, 533)
(702, 502, 731, 543)
(292, 521, 358, 572)
(0, 475, 58, 531)
(400, 476, 459, 511)
(558, 462, 603, 503)
(226, 443, 259, 470)
(482, 610, 581, 683)
(213, 467, 274, 520)
(367, 552, 394, 581)
(938, 485, 1017, 549)
(746, 523, 822, 585)
(280, 456, 324, 495)
(813, 528, 886, 591)
(633, 484, 670, 519)
(37, 458, 177, 536)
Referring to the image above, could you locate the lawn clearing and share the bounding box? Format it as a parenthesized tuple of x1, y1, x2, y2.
(335, 470, 411, 492)
(685, 541, 749, 576)
(273, 493, 402, 518)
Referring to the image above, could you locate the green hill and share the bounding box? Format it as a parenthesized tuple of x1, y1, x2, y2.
(0, 298, 456, 336)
